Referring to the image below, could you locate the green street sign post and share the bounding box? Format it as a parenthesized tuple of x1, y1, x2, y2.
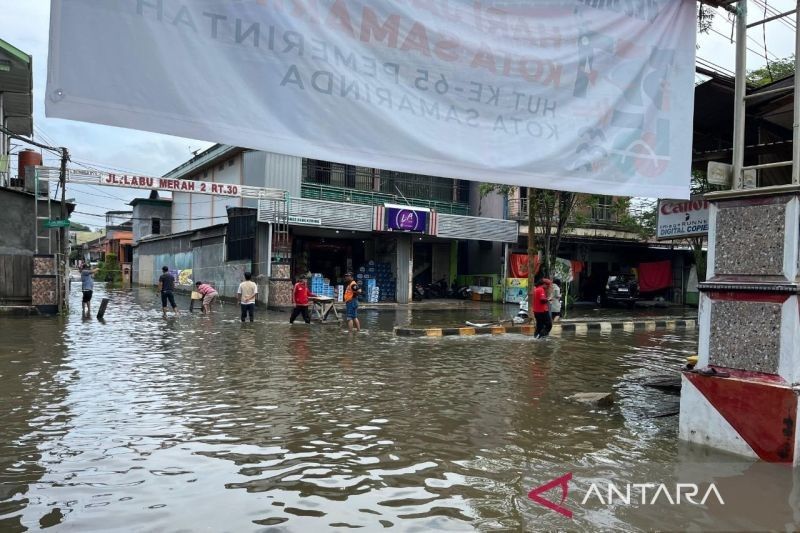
(44, 219, 71, 229)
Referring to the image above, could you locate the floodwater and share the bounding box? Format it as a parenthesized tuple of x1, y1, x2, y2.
(0, 286, 796, 532)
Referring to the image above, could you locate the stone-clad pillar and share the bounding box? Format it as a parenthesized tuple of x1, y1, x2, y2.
(679, 186, 800, 464)
(32, 254, 59, 315)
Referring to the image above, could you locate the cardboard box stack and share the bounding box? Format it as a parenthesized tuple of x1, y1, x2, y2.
(310, 273, 335, 298)
(356, 261, 395, 302)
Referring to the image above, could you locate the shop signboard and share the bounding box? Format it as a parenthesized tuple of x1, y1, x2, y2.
(288, 215, 322, 226)
(385, 205, 429, 233)
(656, 196, 709, 239)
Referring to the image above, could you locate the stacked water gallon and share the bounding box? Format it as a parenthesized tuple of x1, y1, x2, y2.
(310, 273, 336, 298)
(357, 261, 396, 303)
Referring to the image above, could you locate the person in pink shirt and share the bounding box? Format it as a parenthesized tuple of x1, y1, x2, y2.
(195, 281, 218, 314)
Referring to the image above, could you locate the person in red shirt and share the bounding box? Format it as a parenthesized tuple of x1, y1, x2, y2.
(290, 276, 316, 324)
(532, 279, 552, 338)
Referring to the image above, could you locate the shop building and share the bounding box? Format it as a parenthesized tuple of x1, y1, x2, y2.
(131, 145, 518, 305)
(506, 191, 694, 305)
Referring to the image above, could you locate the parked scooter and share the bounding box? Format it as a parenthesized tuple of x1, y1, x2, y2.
(514, 297, 531, 324)
(455, 286, 473, 300)
(427, 278, 448, 298)
(413, 283, 426, 301)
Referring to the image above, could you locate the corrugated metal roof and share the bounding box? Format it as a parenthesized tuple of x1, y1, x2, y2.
(0, 37, 33, 137)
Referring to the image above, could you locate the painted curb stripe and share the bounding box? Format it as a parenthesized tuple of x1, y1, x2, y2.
(394, 318, 698, 337)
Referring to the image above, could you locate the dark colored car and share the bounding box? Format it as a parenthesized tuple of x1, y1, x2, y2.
(600, 274, 639, 307)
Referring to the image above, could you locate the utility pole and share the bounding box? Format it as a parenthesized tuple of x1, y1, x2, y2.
(59, 147, 69, 313)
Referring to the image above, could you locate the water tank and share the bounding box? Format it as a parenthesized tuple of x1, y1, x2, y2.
(18, 150, 43, 192)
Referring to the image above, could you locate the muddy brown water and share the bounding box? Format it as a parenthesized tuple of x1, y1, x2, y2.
(0, 286, 795, 531)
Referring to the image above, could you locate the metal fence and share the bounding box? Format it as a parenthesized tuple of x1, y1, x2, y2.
(300, 183, 470, 215)
(301, 159, 470, 206)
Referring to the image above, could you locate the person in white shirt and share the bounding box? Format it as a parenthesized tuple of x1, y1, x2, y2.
(236, 272, 258, 322)
(550, 279, 563, 322)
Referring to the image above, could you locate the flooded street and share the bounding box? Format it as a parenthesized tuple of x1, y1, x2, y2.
(0, 286, 787, 532)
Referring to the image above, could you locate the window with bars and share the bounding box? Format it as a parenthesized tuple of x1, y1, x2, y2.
(151, 218, 161, 235)
(592, 195, 616, 223)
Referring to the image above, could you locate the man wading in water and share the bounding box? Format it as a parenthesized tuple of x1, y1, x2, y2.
(343, 272, 362, 333)
(80, 264, 99, 317)
(156, 266, 179, 318)
(532, 279, 552, 338)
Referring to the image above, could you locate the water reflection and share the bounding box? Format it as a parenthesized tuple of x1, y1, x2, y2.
(0, 287, 794, 531)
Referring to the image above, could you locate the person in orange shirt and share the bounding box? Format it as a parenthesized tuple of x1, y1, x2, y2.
(343, 272, 362, 333)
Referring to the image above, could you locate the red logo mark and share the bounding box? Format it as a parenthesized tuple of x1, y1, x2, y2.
(528, 473, 573, 518)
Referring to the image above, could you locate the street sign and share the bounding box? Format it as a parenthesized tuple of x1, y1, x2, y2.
(707, 162, 731, 186)
(44, 219, 71, 228)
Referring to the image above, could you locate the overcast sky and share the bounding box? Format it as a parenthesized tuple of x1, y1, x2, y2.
(1, 0, 797, 229)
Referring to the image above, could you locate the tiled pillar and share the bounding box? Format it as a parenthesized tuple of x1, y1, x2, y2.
(32, 254, 58, 315)
(679, 187, 800, 464)
(268, 263, 293, 308)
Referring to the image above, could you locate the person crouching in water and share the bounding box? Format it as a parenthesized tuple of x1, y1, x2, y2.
(532, 279, 552, 338)
(195, 281, 218, 314)
(290, 275, 316, 324)
(343, 272, 362, 333)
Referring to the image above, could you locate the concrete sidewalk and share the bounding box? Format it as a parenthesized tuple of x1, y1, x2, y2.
(394, 316, 697, 337)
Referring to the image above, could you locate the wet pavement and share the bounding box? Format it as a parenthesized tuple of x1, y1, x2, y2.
(0, 285, 794, 531)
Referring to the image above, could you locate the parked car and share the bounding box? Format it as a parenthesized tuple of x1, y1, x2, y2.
(598, 274, 639, 307)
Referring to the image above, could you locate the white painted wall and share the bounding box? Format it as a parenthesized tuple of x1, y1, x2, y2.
(172, 192, 192, 234)
(211, 157, 243, 222)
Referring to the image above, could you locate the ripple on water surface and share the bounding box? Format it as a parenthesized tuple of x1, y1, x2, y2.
(0, 287, 724, 531)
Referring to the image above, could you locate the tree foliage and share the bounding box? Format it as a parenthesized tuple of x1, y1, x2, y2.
(747, 55, 795, 87)
(97, 252, 121, 285)
(697, 4, 716, 34)
(69, 222, 92, 231)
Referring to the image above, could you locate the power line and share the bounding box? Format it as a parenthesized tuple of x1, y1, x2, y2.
(73, 210, 231, 222)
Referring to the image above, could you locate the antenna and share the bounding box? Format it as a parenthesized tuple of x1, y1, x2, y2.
(394, 184, 412, 205)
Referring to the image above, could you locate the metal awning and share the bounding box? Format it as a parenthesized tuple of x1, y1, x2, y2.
(0, 37, 33, 137)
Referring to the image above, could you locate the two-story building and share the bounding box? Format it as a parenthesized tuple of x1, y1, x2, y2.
(132, 145, 518, 305)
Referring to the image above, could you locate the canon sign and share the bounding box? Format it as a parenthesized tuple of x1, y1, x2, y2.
(656, 196, 709, 239)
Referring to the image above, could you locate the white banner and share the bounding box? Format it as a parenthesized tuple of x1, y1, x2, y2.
(657, 196, 709, 239)
(47, 0, 696, 198)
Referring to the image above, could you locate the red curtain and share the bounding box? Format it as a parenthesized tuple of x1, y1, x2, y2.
(509, 254, 540, 278)
(638, 260, 672, 292)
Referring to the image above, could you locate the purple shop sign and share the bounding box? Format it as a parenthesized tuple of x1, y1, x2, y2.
(386, 206, 428, 233)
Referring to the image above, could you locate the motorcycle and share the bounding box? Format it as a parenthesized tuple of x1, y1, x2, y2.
(456, 286, 473, 300)
(514, 296, 531, 324)
(427, 278, 448, 299)
(413, 283, 426, 301)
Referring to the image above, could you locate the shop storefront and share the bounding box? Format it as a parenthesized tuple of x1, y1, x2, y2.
(258, 197, 518, 305)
